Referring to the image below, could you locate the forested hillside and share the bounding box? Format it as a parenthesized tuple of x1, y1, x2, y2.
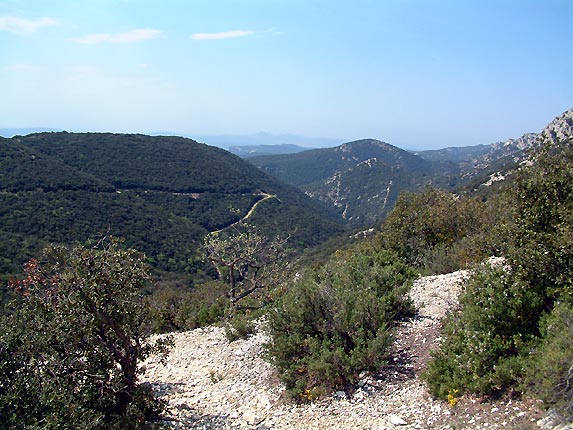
(0, 132, 344, 290)
(3, 111, 573, 429)
(250, 139, 451, 224)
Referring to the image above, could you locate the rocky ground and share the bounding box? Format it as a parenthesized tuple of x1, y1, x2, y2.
(142, 269, 548, 430)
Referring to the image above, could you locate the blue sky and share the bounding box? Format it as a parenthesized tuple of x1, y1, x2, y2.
(1, 0, 572, 149)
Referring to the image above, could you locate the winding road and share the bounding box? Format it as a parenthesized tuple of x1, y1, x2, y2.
(212, 192, 278, 233)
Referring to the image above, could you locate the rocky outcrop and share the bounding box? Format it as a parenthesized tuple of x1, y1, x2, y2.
(455, 108, 573, 193)
(541, 108, 573, 145)
(477, 108, 573, 167)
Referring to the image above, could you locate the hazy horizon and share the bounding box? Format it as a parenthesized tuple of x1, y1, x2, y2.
(0, 118, 565, 152)
(1, 1, 572, 150)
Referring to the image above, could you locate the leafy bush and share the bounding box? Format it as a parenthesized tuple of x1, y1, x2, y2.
(0, 239, 171, 429)
(425, 139, 573, 404)
(511, 140, 573, 418)
(379, 188, 495, 273)
(423, 263, 539, 399)
(266, 248, 415, 399)
(525, 302, 573, 422)
(509, 139, 573, 305)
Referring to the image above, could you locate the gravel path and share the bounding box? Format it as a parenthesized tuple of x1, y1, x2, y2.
(142, 270, 544, 429)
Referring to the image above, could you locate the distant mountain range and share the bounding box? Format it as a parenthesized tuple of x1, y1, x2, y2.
(0, 132, 344, 285)
(228, 144, 310, 158)
(2, 109, 571, 284)
(250, 109, 573, 226)
(185, 132, 343, 151)
(1, 129, 343, 153)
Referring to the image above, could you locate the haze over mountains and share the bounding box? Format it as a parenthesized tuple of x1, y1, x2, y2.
(0, 129, 340, 158)
(250, 108, 573, 225)
(192, 132, 342, 152)
(228, 144, 310, 158)
(1, 108, 571, 287)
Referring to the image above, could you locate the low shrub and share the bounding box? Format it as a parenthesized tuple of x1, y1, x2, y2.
(147, 280, 228, 333)
(266, 248, 415, 399)
(525, 302, 573, 422)
(224, 313, 257, 341)
(423, 263, 540, 399)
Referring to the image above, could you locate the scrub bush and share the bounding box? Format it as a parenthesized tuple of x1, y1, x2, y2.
(379, 188, 496, 273)
(0, 239, 171, 429)
(425, 139, 573, 410)
(526, 303, 573, 423)
(266, 248, 415, 399)
(423, 263, 538, 399)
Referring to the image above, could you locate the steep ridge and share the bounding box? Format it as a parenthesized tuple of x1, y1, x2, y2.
(541, 108, 573, 144)
(250, 139, 437, 225)
(416, 108, 573, 170)
(452, 108, 573, 194)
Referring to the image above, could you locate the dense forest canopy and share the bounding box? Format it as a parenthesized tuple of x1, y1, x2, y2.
(0, 132, 345, 294)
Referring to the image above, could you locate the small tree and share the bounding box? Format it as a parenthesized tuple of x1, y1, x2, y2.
(202, 223, 287, 319)
(0, 238, 171, 429)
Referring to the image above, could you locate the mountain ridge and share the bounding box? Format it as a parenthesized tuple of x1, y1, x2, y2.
(249, 108, 573, 225)
(250, 138, 439, 225)
(449, 108, 573, 194)
(0, 132, 344, 286)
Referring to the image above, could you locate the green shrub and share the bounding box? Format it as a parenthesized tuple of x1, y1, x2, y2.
(425, 140, 573, 403)
(147, 281, 227, 333)
(266, 248, 415, 399)
(525, 302, 573, 422)
(423, 263, 539, 399)
(509, 139, 573, 305)
(379, 188, 496, 273)
(0, 239, 171, 429)
(418, 241, 465, 275)
(225, 313, 257, 341)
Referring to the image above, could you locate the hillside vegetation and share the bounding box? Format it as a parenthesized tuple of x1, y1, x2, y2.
(1, 110, 573, 428)
(423, 137, 573, 422)
(259, 118, 573, 422)
(0, 132, 344, 293)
